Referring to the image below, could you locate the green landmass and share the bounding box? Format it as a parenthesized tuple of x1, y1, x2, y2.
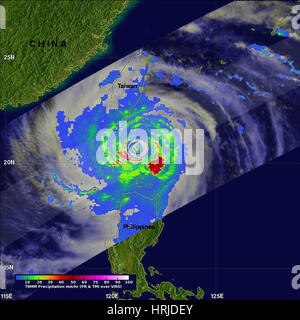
(148, 266, 161, 277)
(0, 0, 135, 109)
(108, 220, 204, 300)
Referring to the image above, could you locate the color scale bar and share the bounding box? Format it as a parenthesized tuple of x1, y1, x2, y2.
(16, 275, 129, 281)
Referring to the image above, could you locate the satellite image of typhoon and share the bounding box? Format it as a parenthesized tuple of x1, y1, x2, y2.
(1, 1, 300, 297)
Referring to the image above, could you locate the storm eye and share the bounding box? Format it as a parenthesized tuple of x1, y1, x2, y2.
(127, 138, 149, 160)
